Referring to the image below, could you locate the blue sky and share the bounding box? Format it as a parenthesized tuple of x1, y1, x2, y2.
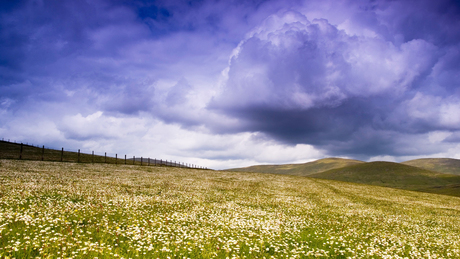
(1, 0, 460, 169)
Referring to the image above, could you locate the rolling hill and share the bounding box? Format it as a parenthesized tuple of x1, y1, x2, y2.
(309, 161, 460, 197)
(227, 157, 364, 176)
(402, 158, 460, 175)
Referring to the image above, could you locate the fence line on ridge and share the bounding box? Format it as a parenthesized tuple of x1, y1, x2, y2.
(0, 139, 208, 170)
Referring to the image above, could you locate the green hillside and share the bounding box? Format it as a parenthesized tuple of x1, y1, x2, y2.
(402, 158, 460, 175)
(309, 161, 460, 197)
(227, 157, 364, 176)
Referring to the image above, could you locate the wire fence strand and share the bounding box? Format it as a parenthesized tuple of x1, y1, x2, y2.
(0, 139, 208, 170)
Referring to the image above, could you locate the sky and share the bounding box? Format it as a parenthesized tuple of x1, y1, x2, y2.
(1, 0, 460, 169)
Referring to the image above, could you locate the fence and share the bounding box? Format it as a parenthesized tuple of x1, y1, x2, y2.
(0, 139, 208, 169)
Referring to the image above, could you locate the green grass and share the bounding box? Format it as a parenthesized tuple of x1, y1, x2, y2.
(309, 161, 460, 197)
(1, 160, 460, 258)
(227, 158, 364, 176)
(402, 158, 460, 175)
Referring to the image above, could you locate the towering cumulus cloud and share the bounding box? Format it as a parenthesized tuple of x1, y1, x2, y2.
(211, 7, 460, 159)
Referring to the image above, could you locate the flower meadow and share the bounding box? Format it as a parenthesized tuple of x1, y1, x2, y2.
(0, 160, 459, 258)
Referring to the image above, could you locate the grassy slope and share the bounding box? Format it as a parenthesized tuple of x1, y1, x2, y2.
(227, 157, 364, 176)
(402, 158, 460, 175)
(0, 140, 180, 166)
(309, 161, 460, 197)
(1, 160, 460, 258)
(0, 140, 120, 163)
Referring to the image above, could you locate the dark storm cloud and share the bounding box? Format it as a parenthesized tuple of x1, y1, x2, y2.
(0, 0, 287, 114)
(210, 2, 460, 159)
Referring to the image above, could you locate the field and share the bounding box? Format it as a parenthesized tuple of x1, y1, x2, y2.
(1, 160, 460, 258)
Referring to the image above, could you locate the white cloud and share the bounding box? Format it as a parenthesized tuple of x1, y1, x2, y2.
(404, 93, 460, 130)
(214, 10, 436, 112)
(59, 111, 148, 140)
(369, 155, 397, 162)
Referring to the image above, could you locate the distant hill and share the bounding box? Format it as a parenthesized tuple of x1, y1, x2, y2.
(227, 158, 364, 176)
(309, 161, 460, 197)
(402, 158, 460, 175)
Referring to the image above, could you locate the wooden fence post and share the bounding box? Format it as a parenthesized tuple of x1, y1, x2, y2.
(133, 156, 135, 165)
(116, 154, 117, 165)
(41, 145, 44, 161)
(125, 155, 126, 165)
(141, 157, 143, 166)
(19, 143, 23, 160)
(105, 152, 107, 163)
(92, 151, 94, 163)
(78, 149, 80, 163)
(61, 148, 64, 162)
(148, 158, 150, 166)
